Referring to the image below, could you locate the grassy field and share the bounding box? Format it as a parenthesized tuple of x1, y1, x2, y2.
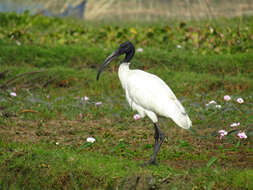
(0, 13, 253, 189)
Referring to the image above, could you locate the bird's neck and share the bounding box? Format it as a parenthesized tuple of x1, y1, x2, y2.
(118, 62, 130, 90)
(119, 62, 130, 75)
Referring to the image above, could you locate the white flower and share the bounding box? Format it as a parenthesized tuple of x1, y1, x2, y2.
(218, 130, 228, 139)
(136, 48, 143, 52)
(10, 92, 17, 97)
(95, 102, 102, 106)
(205, 100, 217, 106)
(215, 105, 222, 109)
(16, 41, 21, 46)
(230, 122, 240, 127)
(176, 45, 182, 49)
(81, 96, 89, 101)
(209, 100, 217, 104)
(87, 137, 96, 143)
(236, 98, 244, 104)
(224, 95, 231, 101)
(133, 114, 141, 120)
(56, 142, 59, 145)
(237, 131, 247, 139)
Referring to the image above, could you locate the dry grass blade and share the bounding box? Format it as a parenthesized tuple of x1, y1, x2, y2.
(20, 109, 39, 114)
(0, 70, 44, 89)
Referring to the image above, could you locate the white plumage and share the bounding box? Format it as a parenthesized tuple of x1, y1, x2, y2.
(118, 63, 192, 129)
(97, 41, 192, 165)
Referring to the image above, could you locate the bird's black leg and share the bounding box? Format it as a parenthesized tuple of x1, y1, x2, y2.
(144, 123, 165, 165)
(154, 124, 159, 146)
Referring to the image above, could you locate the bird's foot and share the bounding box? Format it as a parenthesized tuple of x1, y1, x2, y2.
(140, 159, 158, 167)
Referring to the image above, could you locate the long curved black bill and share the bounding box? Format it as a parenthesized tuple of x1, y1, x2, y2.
(96, 51, 118, 81)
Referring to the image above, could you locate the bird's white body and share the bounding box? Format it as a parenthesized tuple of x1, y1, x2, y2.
(118, 62, 192, 129)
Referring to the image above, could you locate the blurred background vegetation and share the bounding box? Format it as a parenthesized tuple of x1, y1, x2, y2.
(0, 0, 253, 20)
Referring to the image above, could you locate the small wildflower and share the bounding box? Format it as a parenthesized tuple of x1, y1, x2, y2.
(46, 95, 50, 99)
(224, 95, 231, 101)
(95, 102, 102, 106)
(56, 142, 59, 145)
(176, 45, 182, 49)
(237, 131, 247, 139)
(133, 114, 141, 120)
(209, 100, 216, 104)
(79, 113, 83, 119)
(205, 100, 217, 106)
(136, 48, 143, 52)
(81, 96, 89, 101)
(236, 98, 244, 104)
(16, 41, 21, 46)
(10, 92, 17, 97)
(87, 137, 95, 143)
(215, 105, 222, 109)
(230, 122, 240, 127)
(218, 130, 228, 139)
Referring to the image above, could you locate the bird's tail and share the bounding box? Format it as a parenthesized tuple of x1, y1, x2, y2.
(169, 100, 192, 129)
(172, 113, 192, 129)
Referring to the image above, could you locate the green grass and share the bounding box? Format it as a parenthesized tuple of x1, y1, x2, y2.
(0, 141, 252, 190)
(0, 13, 253, 189)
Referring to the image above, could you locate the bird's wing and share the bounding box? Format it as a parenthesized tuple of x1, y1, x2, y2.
(126, 70, 191, 129)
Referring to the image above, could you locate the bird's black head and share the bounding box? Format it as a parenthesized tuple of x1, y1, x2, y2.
(117, 41, 135, 62)
(96, 41, 135, 81)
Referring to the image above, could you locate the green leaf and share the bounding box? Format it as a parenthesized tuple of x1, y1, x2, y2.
(207, 181, 215, 190)
(235, 141, 240, 148)
(80, 142, 92, 149)
(206, 156, 218, 168)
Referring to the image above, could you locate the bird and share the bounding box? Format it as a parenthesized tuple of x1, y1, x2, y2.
(97, 41, 192, 165)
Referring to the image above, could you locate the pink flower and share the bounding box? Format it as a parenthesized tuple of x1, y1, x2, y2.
(46, 95, 50, 99)
(237, 131, 247, 139)
(95, 102, 102, 106)
(218, 130, 228, 139)
(230, 122, 240, 127)
(133, 114, 141, 120)
(10, 92, 17, 97)
(79, 113, 83, 119)
(236, 98, 244, 104)
(224, 95, 231, 101)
